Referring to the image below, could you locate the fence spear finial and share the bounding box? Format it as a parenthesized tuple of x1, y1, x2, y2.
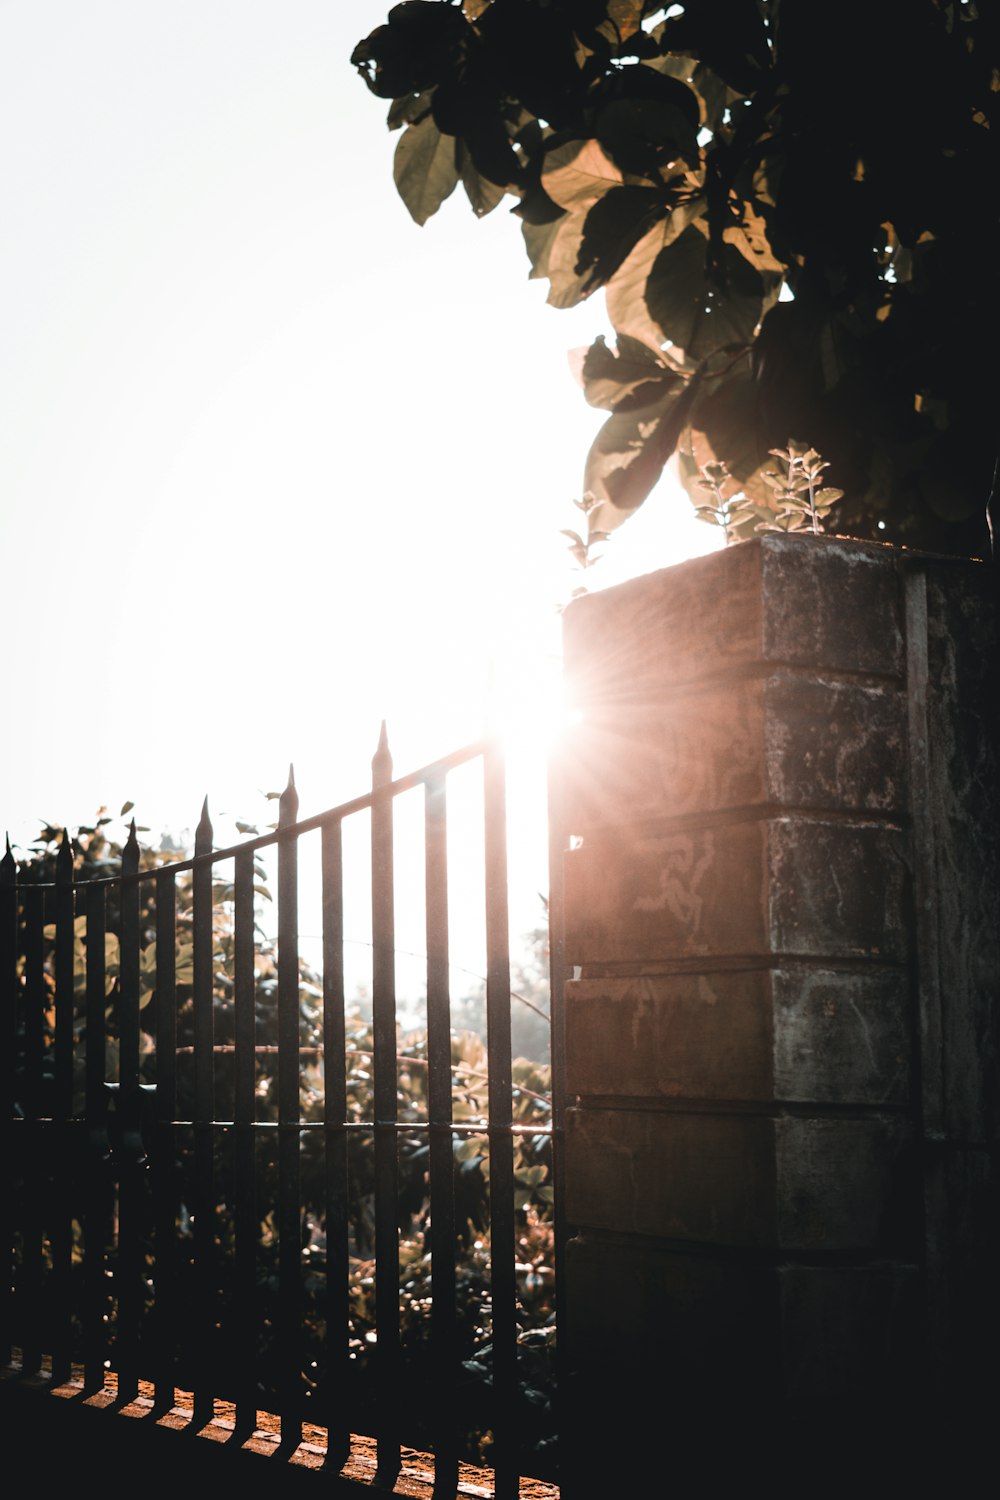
(195, 796, 213, 855)
(279, 763, 299, 826)
(372, 720, 393, 787)
(57, 826, 74, 879)
(123, 818, 140, 871)
(1, 833, 15, 885)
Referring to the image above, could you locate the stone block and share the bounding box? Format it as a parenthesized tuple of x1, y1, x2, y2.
(564, 817, 908, 964)
(774, 1115, 918, 1252)
(565, 1106, 776, 1245)
(764, 673, 907, 812)
(561, 673, 908, 833)
(566, 1107, 916, 1251)
(759, 533, 905, 677)
(562, 540, 765, 704)
(564, 967, 911, 1106)
(565, 970, 775, 1101)
(767, 818, 908, 959)
(772, 968, 910, 1105)
(561, 535, 904, 712)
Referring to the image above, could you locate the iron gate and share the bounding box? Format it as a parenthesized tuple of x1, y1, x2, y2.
(1, 729, 566, 1496)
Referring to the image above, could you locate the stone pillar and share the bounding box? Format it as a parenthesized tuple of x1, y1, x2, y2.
(557, 534, 998, 1476)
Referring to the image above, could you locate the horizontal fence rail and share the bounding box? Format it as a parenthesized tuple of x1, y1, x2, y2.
(1, 730, 565, 1496)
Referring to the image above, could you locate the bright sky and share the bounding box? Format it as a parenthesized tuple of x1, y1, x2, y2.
(0, 2, 718, 971)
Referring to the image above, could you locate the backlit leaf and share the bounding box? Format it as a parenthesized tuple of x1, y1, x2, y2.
(605, 199, 705, 350)
(540, 138, 622, 215)
(393, 114, 459, 226)
(583, 378, 698, 527)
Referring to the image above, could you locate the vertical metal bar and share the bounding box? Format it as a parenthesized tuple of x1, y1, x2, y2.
(153, 868, 177, 1412)
(546, 753, 569, 1484)
(51, 831, 75, 1384)
(0, 838, 17, 1370)
(425, 772, 458, 1496)
(233, 845, 257, 1437)
(192, 797, 215, 1429)
(20, 882, 45, 1377)
(115, 822, 141, 1402)
(484, 737, 517, 1497)
(371, 723, 401, 1486)
(83, 880, 107, 1391)
(54, 832, 75, 1119)
(321, 817, 350, 1470)
(277, 767, 302, 1451)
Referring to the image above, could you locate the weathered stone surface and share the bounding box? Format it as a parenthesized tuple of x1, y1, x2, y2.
(759, 533, 905, 676)
(558, 538, 999, 1444)
(565, 970, 776, 1101)
(564, 817, 907, 963)
(565, 1106, 776, 1245)
(564, 820, 767, 962)
(561, 536, 904, 713)
(764, 674, 907, 812)
(560, 681, 766, 831)
(562, 541, 765, 704)
(566, 1107, 916, 1251)
(565, 967, 911, 1105)
(561, 674, 908, 832)
(921, 567, 1000, 1143)
(774, 1116, 918, 1252)
(767, 818, 908, 960)
(772, 968, 910, 1105)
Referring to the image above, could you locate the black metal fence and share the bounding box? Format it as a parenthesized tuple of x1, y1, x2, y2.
(1, 729, 566, 1495)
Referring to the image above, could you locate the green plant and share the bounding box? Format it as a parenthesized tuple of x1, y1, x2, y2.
(353, 1, 998, 560)
(561, 492, 609, 597)
(692, 459, 748, 544)
(695, 441, 845, 543)
(755, 443, 845, 535)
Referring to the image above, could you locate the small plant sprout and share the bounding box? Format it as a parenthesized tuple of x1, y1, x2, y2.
(562, 492, 610, 596)
(693, 460, 754, 544)
(758, 441, 844, 534)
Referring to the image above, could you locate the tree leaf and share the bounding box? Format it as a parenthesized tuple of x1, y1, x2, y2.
(645, 227, 764, 363)
(387, 87, 435, 131)
(605, 199, 705, 350)
(583, 378, 698, 528)
(722, 200, 786, 275)
(572, 333, 681, 413)
(393, 114, 459, 226)
(540, 138, 622, 214)
(544, 210, 598, 308)
(456, 138, 507, 217)
(575, 185, 665, 292)
(595, 93, 700, 178)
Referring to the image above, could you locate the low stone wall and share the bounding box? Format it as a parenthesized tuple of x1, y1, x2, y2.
(557, 535, 998, 1477)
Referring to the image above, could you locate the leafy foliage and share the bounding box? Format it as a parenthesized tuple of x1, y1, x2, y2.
(354, 0, 999, 558)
